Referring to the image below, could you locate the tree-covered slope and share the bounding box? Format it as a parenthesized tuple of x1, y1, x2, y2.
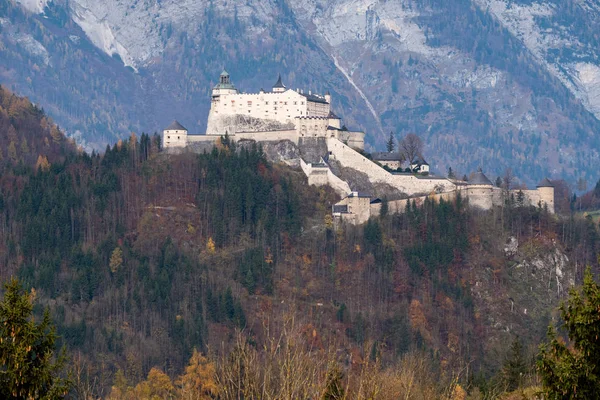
(0, 92, 599, 398)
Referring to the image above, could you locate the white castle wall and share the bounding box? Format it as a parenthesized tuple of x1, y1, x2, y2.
(207, 89, 330, 135)
(298, 117, 329, 138)
(335, 130, 366, 151)
(300, 159, 351, 197)
(187, 135, 220, 143)
(236, 130, 299, 145)
(326, 138, 455, 195)
(371, 191, 459, 216)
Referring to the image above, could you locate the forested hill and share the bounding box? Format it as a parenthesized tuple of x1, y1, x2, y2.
(0, 97, 599, 398)
(0, 84, 76, 167)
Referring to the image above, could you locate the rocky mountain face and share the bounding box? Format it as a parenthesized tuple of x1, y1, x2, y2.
(3, 0, 600, 185)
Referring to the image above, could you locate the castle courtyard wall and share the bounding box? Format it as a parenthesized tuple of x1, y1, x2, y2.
(326, 138, 455, 195)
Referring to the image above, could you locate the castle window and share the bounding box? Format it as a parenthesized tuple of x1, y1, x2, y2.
(178, 136, 180, 140)
(168, 136, 171, 139)
(284, 102, 288, 105)
(301, 101, 305, 105)
(265, 101, 269, 105)
(274, 106, 277, 110)
(274, 101, 278, 105)
(294, 101, 297, 105)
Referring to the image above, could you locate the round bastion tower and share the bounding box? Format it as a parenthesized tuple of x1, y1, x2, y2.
(536, 178, 555, 213)
(467, 169, 494, 210)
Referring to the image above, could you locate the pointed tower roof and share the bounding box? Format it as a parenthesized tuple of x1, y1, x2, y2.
(273, 74, 286, 89)
(537, 178, 554, 188)
(328, 110, 340, 119)
(220, 69, 229, 77)
(165, 120, 187, 131)
(469, 169, 493, 185)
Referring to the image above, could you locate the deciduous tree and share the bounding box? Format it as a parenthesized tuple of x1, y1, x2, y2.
(400, 133, 423, 166)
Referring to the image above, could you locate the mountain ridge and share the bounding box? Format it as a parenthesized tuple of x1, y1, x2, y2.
(4, 0, 600, 185)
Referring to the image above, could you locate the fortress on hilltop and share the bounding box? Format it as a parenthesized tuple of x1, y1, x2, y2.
(163, 70, 365, 150)
(162, 70, 555, 225)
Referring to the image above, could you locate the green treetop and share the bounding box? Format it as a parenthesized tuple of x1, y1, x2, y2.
(0, 279, 70, 399)
(537, 267, 600, 399)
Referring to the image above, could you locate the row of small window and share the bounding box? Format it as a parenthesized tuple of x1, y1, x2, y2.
(167, 136, 181, 139)
(225, 101, 305, 106)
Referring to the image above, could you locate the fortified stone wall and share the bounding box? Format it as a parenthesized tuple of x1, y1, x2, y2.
(298, 137, 328, 163)
(336, 131, 366, 151)
(374, 191, 459, 215)
(297, 116, 329, 138)
(465, 186, 495, 210)
(300, 159, 351, 197)
(236, 130, 299, 144)
(326, 138, 456, 195)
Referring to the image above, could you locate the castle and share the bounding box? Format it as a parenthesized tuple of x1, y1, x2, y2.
(163, 70, 365, 150)
(163, 71, 555, 225)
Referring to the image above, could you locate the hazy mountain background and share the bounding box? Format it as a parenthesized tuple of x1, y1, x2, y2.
(2, 0, 600, 185)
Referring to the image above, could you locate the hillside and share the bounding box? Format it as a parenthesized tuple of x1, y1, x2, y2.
(2, 0, 600, 186)
(0, 84, 76, 165)
(0, 92, 599, 398)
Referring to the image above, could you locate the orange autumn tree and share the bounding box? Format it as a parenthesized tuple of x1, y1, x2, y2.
(177, 349, 218, 399)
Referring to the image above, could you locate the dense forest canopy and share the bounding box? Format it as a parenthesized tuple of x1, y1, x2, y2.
(0, 88, 599, 398)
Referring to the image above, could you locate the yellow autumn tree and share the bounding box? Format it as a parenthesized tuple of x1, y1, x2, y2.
(109, 247, 123, 273)
(451, 384, 467, 400)
(206, 238, 216, 254)
(50, 125, 62, 143)
(176, 349, 219, 399)
(141, 367, 176, 399)
(112, 367, 176, 400)
(35, 155, 51, 172)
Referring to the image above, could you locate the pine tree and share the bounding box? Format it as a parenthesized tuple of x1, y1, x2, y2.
(0, 279, 71, 398)
(224, 287, 235, 320)
(502, 337, 527, 391)
(448, 167, 456, 179)
(386, 131, 395, 153)
(538, 267, 600, 399)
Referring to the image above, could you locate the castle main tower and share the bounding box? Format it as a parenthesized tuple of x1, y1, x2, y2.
(212, 70, 238, 98)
